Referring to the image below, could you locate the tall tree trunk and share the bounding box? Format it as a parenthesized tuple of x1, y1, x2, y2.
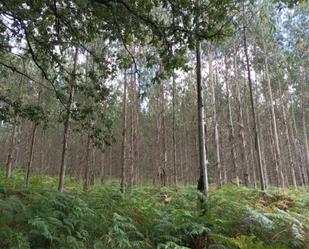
(6, 58, 26, 178)
(208, 44, 222, 186)
(291, 103, 308, 186)
(243, 4, 265, 190)
(58, 47, 78, 192)
(244, 80, 254, 186)
(155, 84, 161, 185)
(82, 52, 92, 191)
(159, 67, 167, 186)
(120, 71, 128, 193)
(262, 40, 284, 188)
(184, 114, 189, 185)
(279, 81, 297, 187)
(129, 72, 134, 185)
(133, 72, 140, 185)
(301, 79, 309, 179)
(233, 47, 249, 186)
(224, 55, 239, 185)
(109, 146, 113, 179)
(128, 69, 139, 187)
(25, 83, 42, 187)
(100, 151, 105, 183)
(172, 74, 177, 186)
(260, 124, 269, 187)
(83, 134, 91, 191)
(195, 0, 209, 194)
(25, 123, 38, 187)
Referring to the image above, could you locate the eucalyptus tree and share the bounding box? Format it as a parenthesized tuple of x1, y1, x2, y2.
(57, 47, 78, 192)
(1, 0, 279, 193)
(224, 53, 239, 185)
(207, 44, 222, 186)
(120, 71, 128, 192)
(242, 1, 267, 190)
(172, 74, 178, 186)
(68, 47, 118, 190)
(24, 73, 48, 187)
(4, 58, 26, 179)
(90, 0, 240, 193)
(288, 4, 309, 179)
(0, 56, 49, 182)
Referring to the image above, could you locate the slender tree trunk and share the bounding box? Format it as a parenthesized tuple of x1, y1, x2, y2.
(184, 115, 189, 185)
(224, 55, 239, 185)
(179, 125, 184, 184)
(25, 78, 43, 187)
(89, 146, 95, 186)
(82, 52, 92, 191)
(262, 40, 284, 188)
(109, 146, 112, 179)
(208, 45, 222, 186)
(128, 69, 139, 187)
(6, 59, 26, 178)
(279, 82, 297, 187)
(120, 71, 128, 193)
(260, 124, 269, 187)
(252, 45, 263, 188)
(233, 47, 249, 186)
(291, 104, 307, 186)
(129, 72, 134, 185)
(83, 135, 91, 191)
(58, 47, 78, 192)
(195, 0, 208, 194)
(25, 123, 38, 187)
(172, 74, 177, 186)
(159, 67, 167, 186)
(244, 81, 254, 186)
(133, 72, 140, 185)
(243, 4, 265, 190)
(155, 84, 161, 185)
(100, 151, 105, 183)
(6, 121, 19, 178)
(301, 79, 309, 178)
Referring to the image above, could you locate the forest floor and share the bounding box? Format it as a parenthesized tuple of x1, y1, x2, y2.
(0, 171, 309, 249)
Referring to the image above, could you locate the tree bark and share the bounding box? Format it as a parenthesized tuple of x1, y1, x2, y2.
(233, 47, 249, 186)
(243, 4, 266, 190)
(128, 68, 139, 187)
(58, 47, 78, 192)
(120, 71, 128, 193)
(133, 72, 140, 185)
(25, 76, 43, 187)
(301, 78, 309, 180)
(172, 74, 177, 186)
(25, 123, 38, 187)
(262, 40, 284, 188)
(195, 0, 209, 194)
(291, 103, 308, 186)
(208, 44, 222, 186)
(159, 66, 167, 186)
(83, 135, 91, 191)
(279, 81, 297, 187)
(224, 55, 239, 186)
(100, 151, 105, 183)
(6, 59, 26, 178)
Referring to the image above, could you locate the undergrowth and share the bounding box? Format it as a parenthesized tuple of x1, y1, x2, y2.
(0, 171, 308, 249)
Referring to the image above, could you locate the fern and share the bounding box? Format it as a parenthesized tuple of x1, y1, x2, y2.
(157, 241, 190, 249)
(1, 171, 309, 249)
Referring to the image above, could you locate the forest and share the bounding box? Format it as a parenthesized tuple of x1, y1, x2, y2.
(0, 0, 308, 248)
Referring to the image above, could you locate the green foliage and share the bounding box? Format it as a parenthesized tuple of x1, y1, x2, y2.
(0, 172, 308, 249)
